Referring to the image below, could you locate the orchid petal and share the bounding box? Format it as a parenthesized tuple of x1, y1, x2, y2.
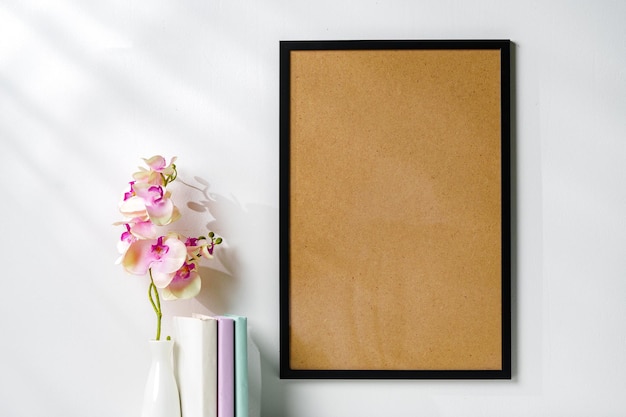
(121, 240, 155, 275)
(142, 155, 177, 175)
(130, 220, 157, 239)
(119, 196, 147, 219)
(117, 236, 132, 254)
(133, 168, 163, 186)
(133, 182, 162, 202)
(151, 269, 176, 288)
(160, 156, 177, 177)
(162, 270, 201, 300)
(143, 156, 167, 171)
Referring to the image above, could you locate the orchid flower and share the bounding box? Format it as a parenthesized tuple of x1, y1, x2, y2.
(161, 260, 201, 300)
(122, 235, 187, 286)
(133, 156, 178, 186)
(116, 155, 222, 340)
(144, 155, 178, 176)
(132, 182, 180, 226)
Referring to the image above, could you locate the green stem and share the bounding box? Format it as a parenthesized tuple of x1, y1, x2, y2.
(148, 269, 162, 341)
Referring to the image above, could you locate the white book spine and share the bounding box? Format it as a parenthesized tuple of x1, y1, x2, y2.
(173, 316, 218, 417)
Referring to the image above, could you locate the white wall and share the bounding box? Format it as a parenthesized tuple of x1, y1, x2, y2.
(1, 0, 625, 416)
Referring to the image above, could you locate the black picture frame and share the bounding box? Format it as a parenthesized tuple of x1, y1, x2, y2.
(280, 40, 511, 379)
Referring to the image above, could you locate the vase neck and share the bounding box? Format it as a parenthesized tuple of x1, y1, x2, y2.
(148, 340, 174, 363)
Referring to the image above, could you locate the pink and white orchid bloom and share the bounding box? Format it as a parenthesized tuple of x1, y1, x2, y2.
(122, 235, 187, 288)
(161, 260, 201, 300)
(129, 182, 180, 226)
(144, 155, 177, 176)
(133, 156, 178, 185)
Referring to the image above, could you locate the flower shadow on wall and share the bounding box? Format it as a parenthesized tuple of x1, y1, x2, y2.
(181, 176, 278, 330)
(183, 175, 278, 313)
(179, 175, 241, 315)
(180, 175, 263, 315)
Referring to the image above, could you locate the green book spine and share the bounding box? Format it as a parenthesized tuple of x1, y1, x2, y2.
(226, 315, 248, 417)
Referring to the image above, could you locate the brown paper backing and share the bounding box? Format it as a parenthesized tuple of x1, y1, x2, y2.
(289, 49, 502, 371)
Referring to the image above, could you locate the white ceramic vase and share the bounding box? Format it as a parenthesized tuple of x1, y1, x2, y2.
(141, 340, 181, 417)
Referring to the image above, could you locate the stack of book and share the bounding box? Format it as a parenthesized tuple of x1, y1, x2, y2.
(173, 314, 248, 417)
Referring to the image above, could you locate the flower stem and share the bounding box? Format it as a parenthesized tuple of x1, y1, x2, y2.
(148, 269, 162, 341)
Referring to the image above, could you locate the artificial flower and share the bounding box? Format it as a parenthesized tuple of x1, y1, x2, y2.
(116, 155, 222, 340)
(132, 182, 180, 226)
(144, 155, 177, 176)
(132, 156, 178, 186)
(161, 260, 201, 300)
(122, 235, 187, 282)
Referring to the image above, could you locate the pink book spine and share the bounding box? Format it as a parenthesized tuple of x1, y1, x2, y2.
(217, 316, 235, 417)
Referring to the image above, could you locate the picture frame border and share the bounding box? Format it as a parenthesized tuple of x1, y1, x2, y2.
(279, 39, 512, 380)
